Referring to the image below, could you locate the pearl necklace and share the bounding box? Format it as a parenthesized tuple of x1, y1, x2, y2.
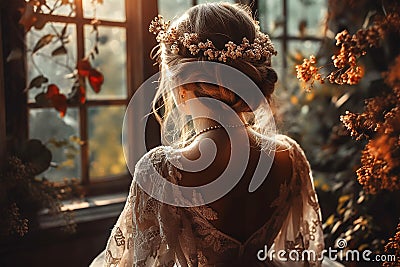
(193, 123, 250, 139)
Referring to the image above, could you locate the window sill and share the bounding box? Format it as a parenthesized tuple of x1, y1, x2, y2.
(38, 193, 127, 229)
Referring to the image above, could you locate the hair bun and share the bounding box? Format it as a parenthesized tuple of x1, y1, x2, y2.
(260, 66, 278, 97)
(265, 67, 278, 84)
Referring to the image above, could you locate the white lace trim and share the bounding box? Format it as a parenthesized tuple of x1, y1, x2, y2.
(98, 135, 324, 267)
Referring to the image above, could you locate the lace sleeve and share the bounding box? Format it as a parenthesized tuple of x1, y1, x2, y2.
(96, 147, 192, 267)
(271, 136, 324, 267)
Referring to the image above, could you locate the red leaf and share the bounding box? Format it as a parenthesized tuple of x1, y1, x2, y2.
(51, 94, 67, 117)
(88, 69, 104, 93)
(46, 84, 60, 99)
(77, 59, 91, 77)
(33, 15, 47, 30)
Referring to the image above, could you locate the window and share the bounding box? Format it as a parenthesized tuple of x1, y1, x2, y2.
(258, 0, 327, 92)
(27, 0, 130, 191)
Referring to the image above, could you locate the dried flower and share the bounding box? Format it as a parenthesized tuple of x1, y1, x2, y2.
(295, 55, 324, 90)
(383, 222, 400, 267)
(149, 15, 277, 64)
(356, 134, 400, 194)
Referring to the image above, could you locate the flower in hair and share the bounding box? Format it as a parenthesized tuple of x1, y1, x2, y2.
(149, 15, 278, 64)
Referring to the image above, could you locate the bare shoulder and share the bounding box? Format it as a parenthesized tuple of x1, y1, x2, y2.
(268, 134, 299, 183)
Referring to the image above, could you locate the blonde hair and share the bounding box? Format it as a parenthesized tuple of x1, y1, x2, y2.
(151, 2, 278, 148)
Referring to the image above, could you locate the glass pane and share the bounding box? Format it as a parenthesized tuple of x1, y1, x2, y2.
(83, 0, 126, 22)
(158, 0, 192, 21)
(287, 0, 327, 37)
(270, 39, 285, 91)
(258, 0, 284, 37)
(88, 106, 127, 179)
(84, 25, 127, 100)
(27, 23, 77, 102)
(288, 40, 321, 61)
(29, 108, 81, 182)
(284, 40, 321, 91)
(41, 0, 76, 16)
(271, 39, 283, 71)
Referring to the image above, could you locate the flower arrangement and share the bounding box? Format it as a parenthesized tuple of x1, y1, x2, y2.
(149, 15, 277, 64)
(16, 0, 105, 117)
(295, 1, 400, 265)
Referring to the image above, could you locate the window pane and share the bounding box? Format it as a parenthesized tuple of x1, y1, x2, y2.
(84, 26, 127, 100)
(88, 106, 126, 179)
(287, 0, 327, 37)
(270, 39, 285, 90)
(271, 39, 283, 71)
(29, 108, 81, 182)
(27, 23, 77, 102)
(83, 0, 126, 22)
(258, 0, 284, 37)
(41, 0, 76, 16)
(158, 0, 192, 21)
(288, 40, 321, 60)
(285, 40, 321, 91)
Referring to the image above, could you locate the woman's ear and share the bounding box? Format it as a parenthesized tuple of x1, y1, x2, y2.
(178, 86, 187, 101)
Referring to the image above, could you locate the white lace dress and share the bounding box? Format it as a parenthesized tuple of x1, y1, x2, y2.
(90, 135, 342, 267)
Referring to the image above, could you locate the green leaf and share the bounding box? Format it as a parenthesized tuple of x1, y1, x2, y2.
(27, 75, 48, 90)
(51, 46, 67, 56)
(32, 34, 55, 54)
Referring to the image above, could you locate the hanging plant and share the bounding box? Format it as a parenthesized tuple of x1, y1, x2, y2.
(16, 0, 105, 117)
(0, 139, 82, 237)
(295, 1, 400, 266)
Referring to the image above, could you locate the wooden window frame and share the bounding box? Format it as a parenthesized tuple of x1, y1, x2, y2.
(27, 9, 130, 189)
(258, 0, 324, 87)
(2, 0, 159, 196)
(0, 17, 6, 169)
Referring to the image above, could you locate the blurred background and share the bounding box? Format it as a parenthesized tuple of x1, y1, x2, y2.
(0, 0, 399, 266)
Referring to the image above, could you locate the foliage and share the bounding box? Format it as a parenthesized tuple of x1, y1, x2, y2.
(383, 222, 400, 267)
(294, 0, 400, 265)
(0, 140, 82, 237)
(16, 0, 105, 117)
(0, 0, 108, 237)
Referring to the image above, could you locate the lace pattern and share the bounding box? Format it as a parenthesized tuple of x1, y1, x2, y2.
(91, 135, 325, 267)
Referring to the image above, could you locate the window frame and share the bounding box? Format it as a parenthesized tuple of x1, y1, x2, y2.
(0, 17, 6, 169)
(257, 0, 325, 89)
(25, 0, 159, 195)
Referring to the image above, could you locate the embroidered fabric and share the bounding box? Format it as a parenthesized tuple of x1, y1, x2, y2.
(90, 135, 326, 267)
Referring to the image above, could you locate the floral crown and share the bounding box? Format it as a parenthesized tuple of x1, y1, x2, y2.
(149, 15, 277, 65)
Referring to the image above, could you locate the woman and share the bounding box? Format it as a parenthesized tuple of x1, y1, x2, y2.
(91, 2, 341, 266)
